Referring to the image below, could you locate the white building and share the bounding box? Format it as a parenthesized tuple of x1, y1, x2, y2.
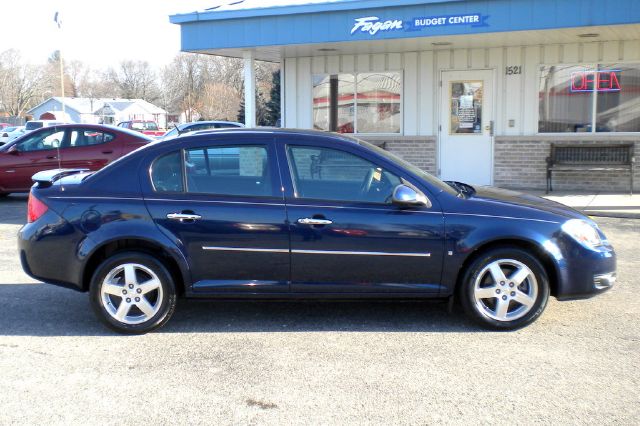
(28, 97, 168, 129)
(170, 0, 640, 192)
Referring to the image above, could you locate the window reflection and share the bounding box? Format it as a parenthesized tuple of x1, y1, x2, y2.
(313, 72, 401, 134)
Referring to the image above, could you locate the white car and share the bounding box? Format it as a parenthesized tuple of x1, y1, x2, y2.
(0, 126, 26, 146)
(24, 120, 66, 133)
(162, 120, 244, 139)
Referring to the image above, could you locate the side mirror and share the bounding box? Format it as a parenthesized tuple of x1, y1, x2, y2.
(7, 145, 19, 155)
(392, 184, 429, 207)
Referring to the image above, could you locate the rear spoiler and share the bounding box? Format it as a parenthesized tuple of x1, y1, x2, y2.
(32, 168, 91, 188)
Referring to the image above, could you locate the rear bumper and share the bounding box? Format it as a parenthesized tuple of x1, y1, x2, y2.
(18, 209, 86, 291)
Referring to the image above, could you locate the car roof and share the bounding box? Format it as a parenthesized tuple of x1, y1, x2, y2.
(179, 120, 243, 127)
(178, 127, 361, 146)
(0, 123, 154, 150)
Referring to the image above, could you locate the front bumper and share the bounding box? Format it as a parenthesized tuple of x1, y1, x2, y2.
(554, 238, 616, 301)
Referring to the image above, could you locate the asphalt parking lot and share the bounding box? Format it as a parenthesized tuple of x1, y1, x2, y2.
(1, 193, 638, 424)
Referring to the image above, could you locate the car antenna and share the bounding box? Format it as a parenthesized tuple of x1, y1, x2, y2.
(55, 126, 63, 191)
(174, 124, 182, 135)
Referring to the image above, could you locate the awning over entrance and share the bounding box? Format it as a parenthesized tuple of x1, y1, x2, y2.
(170, 0, 640, 61)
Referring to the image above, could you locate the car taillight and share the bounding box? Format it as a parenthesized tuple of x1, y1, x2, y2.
(27, 193, 48, 223)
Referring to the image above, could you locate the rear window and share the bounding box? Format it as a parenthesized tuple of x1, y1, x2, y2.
(131, 122, 158, 131)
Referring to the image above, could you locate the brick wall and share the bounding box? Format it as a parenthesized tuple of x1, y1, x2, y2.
(359, 136, 437, 175)
(494, 136, 638, 192)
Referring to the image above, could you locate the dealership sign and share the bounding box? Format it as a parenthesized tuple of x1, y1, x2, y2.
(351, 13, 489, 36)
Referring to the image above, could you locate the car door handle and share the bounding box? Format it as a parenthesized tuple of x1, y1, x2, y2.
(46, 155, 58, 159)
(102, 150, 113, 154)
(297, 217, 333, 225)
(167, 213, 202, 221)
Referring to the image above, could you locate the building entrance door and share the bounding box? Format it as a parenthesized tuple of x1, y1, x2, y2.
(439, 70, 494, 185)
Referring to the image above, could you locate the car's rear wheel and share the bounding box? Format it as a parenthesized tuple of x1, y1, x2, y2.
(458, 247, 549, 330)
(89, 252, 176, 334)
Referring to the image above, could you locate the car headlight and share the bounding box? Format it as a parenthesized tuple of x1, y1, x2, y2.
(561, 219, 603, 249)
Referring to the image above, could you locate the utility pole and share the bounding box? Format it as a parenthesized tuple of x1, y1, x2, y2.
(54, 11, 65, 118)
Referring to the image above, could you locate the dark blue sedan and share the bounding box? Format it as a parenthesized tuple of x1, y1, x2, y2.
(18, 129, 616, 333)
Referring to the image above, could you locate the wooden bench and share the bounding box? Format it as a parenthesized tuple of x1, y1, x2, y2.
(546, 144, 635, 194)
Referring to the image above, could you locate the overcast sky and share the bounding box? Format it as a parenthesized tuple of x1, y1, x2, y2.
(1, 0, 213, 68)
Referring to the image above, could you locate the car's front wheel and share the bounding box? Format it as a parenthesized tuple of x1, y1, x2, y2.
(458, 247, 550, 330)
(89, 252, 176, 334)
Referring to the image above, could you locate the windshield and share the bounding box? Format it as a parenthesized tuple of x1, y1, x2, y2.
(163, 128, 178, 138)
(351, 136, 459, 196)
(25, 122, 43, 130)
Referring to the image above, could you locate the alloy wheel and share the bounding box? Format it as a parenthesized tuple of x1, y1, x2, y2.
(473, 259, 538, 322)
(100, 263, 164, 325)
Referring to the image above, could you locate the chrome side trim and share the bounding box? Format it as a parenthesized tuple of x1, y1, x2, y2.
(145, 198, 286, 207)
(201, 246, 431, 257)
(292, 203, 441, 214)
(292, 249, 430, 257)
(447, 212, 560, 224)
(48, 196, 143, 200)
(202, 246, 289, 253)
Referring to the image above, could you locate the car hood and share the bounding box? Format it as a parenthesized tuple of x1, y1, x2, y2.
(467, 186, 588, 221)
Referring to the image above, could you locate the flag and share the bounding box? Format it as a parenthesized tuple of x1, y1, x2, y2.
(54, 11, 62, 29)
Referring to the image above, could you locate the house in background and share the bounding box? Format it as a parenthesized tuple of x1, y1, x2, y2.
(28, 97, 168, 128)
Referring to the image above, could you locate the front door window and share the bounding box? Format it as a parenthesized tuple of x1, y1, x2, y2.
(17, 129, 65, 152)
(287, 146, 401, 204)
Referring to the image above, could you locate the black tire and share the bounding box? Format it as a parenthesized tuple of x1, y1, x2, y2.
(89, 251, 177, 334)
(458, 247, 550, 330)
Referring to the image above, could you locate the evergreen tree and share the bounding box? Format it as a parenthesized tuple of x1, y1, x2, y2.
(264, 70, 281, 126)
(237, 99, 245, 124)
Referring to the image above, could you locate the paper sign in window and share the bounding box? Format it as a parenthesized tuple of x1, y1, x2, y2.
(450, 81, 483, 134)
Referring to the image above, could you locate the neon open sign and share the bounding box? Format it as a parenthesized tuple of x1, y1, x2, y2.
(570, 70, 622, 92)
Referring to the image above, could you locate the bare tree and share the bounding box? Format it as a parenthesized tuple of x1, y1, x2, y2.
(200, 82, 241, 121)
(78, 68, 114, 99)
(66, 60, 88, 97)
(162, 52, 278, 124)
(105, 60, 160, 102)
(44, 50, 74, 98)
(0, 49, 48, 117)
(161, 53, 209, 122)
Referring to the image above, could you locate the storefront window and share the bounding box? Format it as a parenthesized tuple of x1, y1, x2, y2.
(356, 73, 401, 133)
(539, 64, 640, 133)
(313, 72, 401, 134)
(312, 74, 355, 132)
(596, 64, 640, 132)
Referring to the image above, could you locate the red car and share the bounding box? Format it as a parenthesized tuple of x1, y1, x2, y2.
(0, 124, 153, 196)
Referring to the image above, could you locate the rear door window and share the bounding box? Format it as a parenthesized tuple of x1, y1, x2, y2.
(151, 151, 184, 193)
(67, 129, 115, 147)
(184, 145, 273, 197)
